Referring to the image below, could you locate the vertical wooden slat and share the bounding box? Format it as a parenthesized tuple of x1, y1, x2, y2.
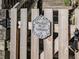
(58, 9, 69, 59)
(44, 9, 53, 59)
(20, 9, 27, 59)
(10, 8, 17, 59)
(0, 0, 2, 9)
(31, 9, 39, 59)
(75, 9, 79, 59)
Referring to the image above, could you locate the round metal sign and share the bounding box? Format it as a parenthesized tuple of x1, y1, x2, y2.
(32, 15, 50, 39)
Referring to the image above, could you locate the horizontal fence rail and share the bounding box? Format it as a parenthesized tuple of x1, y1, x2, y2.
(10, 8, 79, 59)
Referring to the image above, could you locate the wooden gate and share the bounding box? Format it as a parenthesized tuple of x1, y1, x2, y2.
(10, 8, 79, 59)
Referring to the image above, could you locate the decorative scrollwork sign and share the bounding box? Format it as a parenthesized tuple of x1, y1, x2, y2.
(32, 15, 50, 39)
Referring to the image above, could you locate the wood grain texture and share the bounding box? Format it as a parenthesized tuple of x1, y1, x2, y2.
(44, 9, 53, 59)
(31, 9, 39, 59)
(10, 8, 17, 59)
(20, 9, 27, 59)
(58, 9, 69, 59)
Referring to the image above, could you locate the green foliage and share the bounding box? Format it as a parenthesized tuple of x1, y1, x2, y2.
(64, 0, 70, 6)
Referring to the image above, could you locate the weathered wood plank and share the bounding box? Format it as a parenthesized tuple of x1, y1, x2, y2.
(58, 9, 69, 59)
(75, 9, 79, 59)
(28, 20, 75, 55)
(31, 9, 39, 59)
(40, 51, 44, 59)
(43, 0, 65, 7)
(0, 0, 2, 9)
(54, 24, 75, 38)
(44, 9, 53, 59)
(20, 9, 27, 59)
(43, 6, 72, 10)
(10, 8, 17, 59)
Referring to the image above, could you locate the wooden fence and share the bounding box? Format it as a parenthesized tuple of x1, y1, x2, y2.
(10, 8, 79, 59)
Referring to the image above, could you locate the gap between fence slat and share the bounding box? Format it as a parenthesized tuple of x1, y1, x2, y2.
(43, 9, 53, 59)
(58, 9, 69, 59)
(31, 9, 39, 59)
(20, 9, 27, 59)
